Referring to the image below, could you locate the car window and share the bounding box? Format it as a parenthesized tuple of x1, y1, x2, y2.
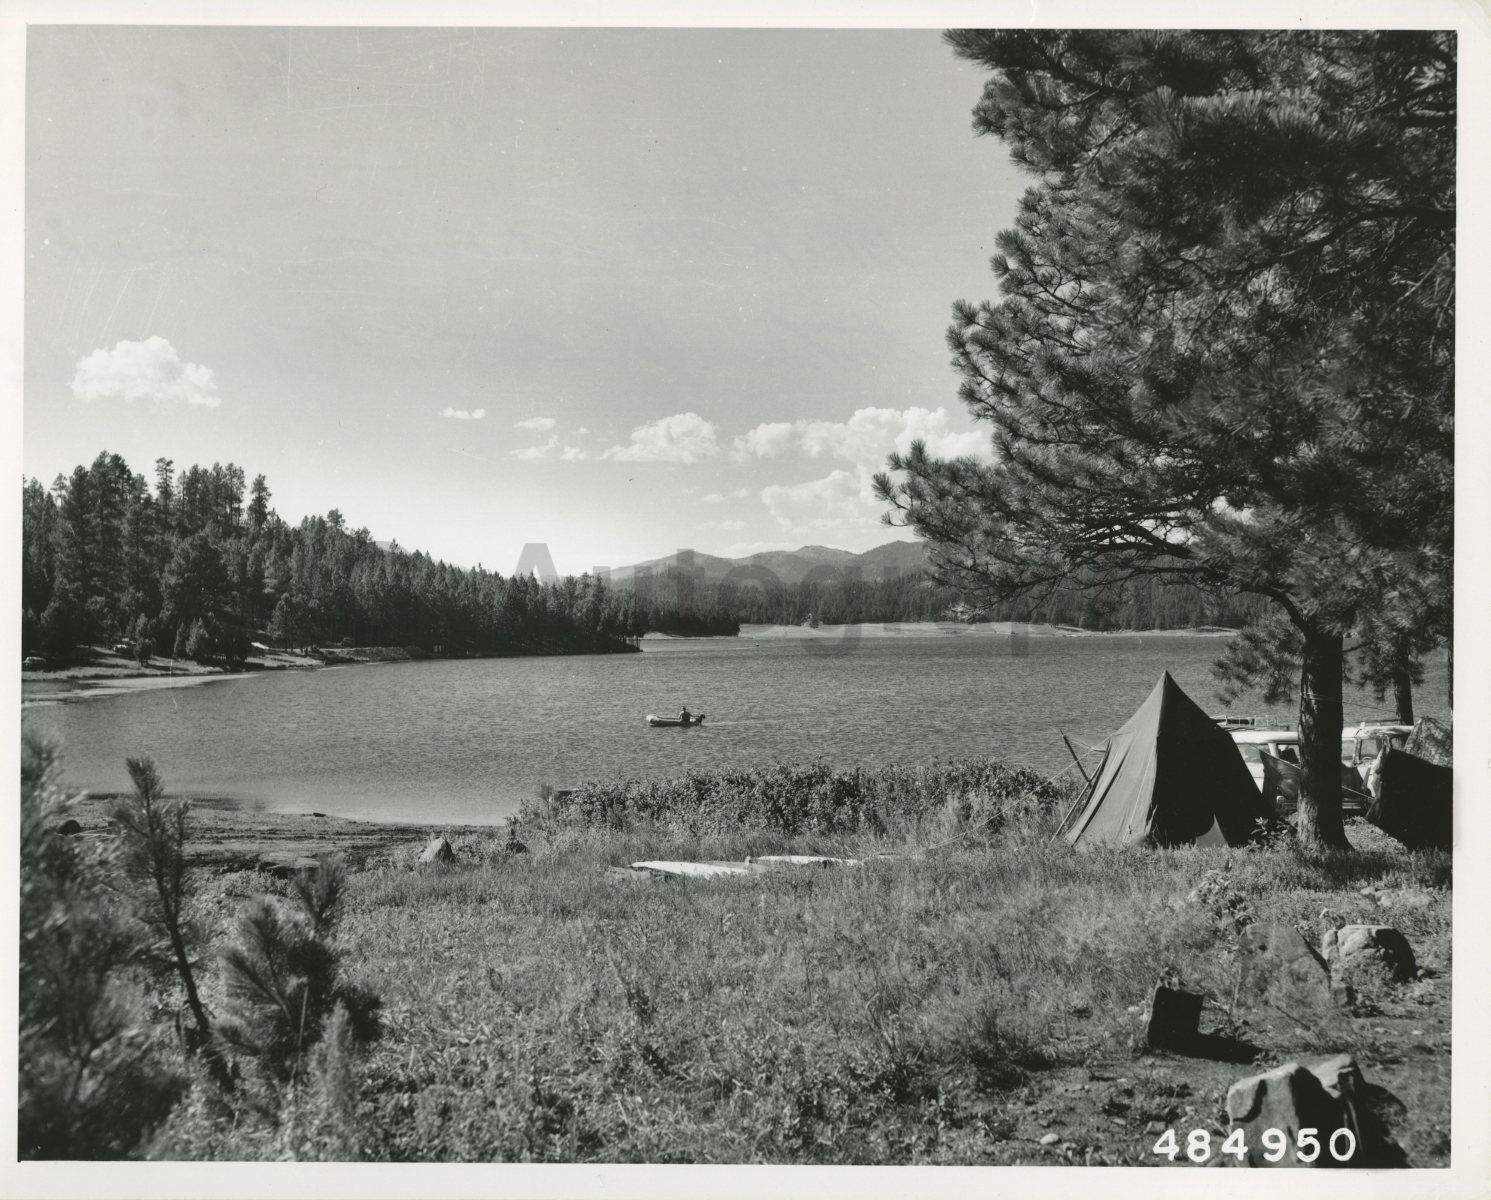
(1237, 745, 1262, 763)
(1360, 736, 1383, 758)
(1275, 745, 1299, 763)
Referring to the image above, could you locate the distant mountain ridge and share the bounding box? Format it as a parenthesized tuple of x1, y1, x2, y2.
(608, 540, 929, 587)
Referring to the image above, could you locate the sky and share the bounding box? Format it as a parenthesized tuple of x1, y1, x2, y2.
(21, 25, 1027, 576)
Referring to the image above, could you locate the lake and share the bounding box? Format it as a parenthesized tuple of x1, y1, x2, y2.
(20, 631, 1449, 826)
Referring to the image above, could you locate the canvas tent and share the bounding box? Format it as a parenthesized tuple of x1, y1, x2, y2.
(1062, 672, 1270, 849)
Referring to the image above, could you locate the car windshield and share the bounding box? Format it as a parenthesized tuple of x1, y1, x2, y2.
(1237, 745, 1262, 763)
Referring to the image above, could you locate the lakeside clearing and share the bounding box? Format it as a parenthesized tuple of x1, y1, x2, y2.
(51, 765, 1452, 1165)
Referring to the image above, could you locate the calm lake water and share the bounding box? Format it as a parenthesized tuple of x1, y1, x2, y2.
(21, 633, 1449, 826)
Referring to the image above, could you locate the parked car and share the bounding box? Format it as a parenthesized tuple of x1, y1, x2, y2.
(1225, 724, 1301, 789)
(1223, 719, 1374, 817)
(22, 656, 47, 671)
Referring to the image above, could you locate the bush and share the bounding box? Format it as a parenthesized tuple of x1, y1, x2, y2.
(529, 759, 1070, 839)
(217, 858, 382, 1086)
(185, 618, 211, 661)
(19, 737, 183, 1158)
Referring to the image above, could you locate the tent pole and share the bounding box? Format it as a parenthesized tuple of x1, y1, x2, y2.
(1061, 732, 1092, 785)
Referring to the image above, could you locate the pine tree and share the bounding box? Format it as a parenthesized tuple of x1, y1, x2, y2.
(20, 738, 184, 1157)
(876, 30, 1453, 850)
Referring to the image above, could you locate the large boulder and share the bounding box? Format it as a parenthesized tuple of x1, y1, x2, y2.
(1238, 922, 1335, 1010)
(1226, 1055, 1406, 1168)
(1321, 925, 1416, 988)
(1225, 1062, 1346, 1167)
(419, 836, 456, 865)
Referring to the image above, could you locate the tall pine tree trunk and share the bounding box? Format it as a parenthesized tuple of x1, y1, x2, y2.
(1295, 629, 1349, 851)
(1392, 656, 1414, 725)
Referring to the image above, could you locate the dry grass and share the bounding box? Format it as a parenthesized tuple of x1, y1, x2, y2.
(138, 778, 1452, 1164)
(111, 755, 1453, 1165)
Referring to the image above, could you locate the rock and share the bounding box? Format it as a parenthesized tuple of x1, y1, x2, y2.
(1238, 922, 1334, 1011)
(1144, 1120, 1167, 1136)
(1375, 888, 1434, 912)
(55, 818, 83, 836)
(1039, 1132, 1060, 1146)
(1224, 1062, 1345, 1167)
(1321, 925, 1416, 987)
(1146, 984, 1202, 1051)
(419, 836, 456, 865)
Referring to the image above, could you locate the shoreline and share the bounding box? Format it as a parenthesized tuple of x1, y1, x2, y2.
(66, 790, 489, 874)
(731, 621, 1239, 639)
(24, 624, 1239, 694)
(20, 634, 641, 698)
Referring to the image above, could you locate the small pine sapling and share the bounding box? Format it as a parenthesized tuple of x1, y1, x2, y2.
(109, 756, 234, 1090)
(217, 856, 381, 1087)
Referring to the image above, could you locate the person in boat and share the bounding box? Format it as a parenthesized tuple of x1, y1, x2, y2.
(679, 706, 692, 726)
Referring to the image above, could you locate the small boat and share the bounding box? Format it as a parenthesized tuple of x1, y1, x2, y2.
(646, 713, 705, 727)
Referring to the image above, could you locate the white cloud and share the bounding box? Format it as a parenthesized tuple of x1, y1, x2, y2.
(761, 469, 883, 532)
(71, 336, 221, 407)
(510, 436, 558, 460)
(732, 406, 989, 470)
(515, 416, 555, 431)
(729, 421, 795, 461)
(561, 445, 590, 462)
(701, 492, 726, 504)
(700, 518, 748, 530)
(602, 412, 720, 464)
(442, 407, 487, 420)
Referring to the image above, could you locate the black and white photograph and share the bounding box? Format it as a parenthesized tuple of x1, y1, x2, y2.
(8, 2, 1486, 1194)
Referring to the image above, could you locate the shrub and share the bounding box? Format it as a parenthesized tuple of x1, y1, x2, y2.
(217, 858, 382, 1086)
(529, 758, 1070, 839)
(185, 618, 212, 662)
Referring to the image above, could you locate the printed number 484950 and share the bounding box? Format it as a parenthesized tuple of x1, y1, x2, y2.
(1153, 1126, 1357, 1163)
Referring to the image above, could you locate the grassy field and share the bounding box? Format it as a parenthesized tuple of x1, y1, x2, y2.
(60, 761, 1451, 1165)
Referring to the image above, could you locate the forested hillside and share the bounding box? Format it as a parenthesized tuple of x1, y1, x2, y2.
(622, 562, 1270, 630)
(21, 451, 1269, 669)
(20, 452, 668, 665)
